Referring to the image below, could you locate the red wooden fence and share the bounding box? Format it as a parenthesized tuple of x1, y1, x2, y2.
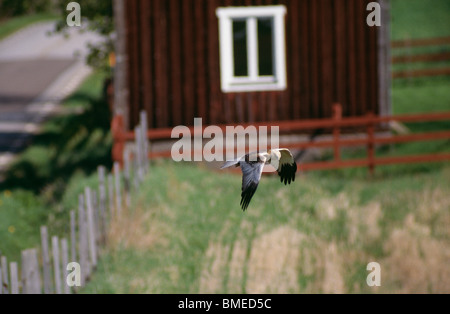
(112, 103, 450, 174)
(392, 36, 450, 79)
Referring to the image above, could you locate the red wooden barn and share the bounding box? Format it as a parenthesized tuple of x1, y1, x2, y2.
(113, 0, 391, 132)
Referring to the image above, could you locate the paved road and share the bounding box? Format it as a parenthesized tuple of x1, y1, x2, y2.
(0, 22, 102, 174)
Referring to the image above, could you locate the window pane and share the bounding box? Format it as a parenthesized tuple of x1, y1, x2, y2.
(257, 18, 274, 76)
(232, 20, 248, 77)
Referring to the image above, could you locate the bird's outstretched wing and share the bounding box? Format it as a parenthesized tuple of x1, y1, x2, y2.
(220, 158, 240, 169)
(275, 149, 297, 185)
(240, 158, 265, 211)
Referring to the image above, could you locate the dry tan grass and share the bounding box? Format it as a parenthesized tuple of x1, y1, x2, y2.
(395, 187, 450, 293)
(199, 225, 305, 294)
(348, 201, 383, 245)
(107, 205, 167, 251)
(246, 226, 305, 293)
(316, 192, 352, 220)
(298, 238, 360, 294)
(381, 213, 450, 293)
(227, 220, 253, 293)
(322, 242, 346, 294)
(107, 173, 449, 294)
(226, 239, 248, 292)
(199, 242, 230, 293)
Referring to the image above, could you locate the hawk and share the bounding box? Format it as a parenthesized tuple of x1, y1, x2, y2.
(221, 148, 297, 211)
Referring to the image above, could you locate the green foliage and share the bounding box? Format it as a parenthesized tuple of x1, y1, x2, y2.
(0, 0, 51, 18)
(54, 0, 113, 35)
(53, 0, 114, 71)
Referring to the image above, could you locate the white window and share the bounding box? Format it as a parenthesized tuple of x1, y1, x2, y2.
(216, 6, 287, 93)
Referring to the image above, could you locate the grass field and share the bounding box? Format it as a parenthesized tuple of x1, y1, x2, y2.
(390, 0, 450, 40)
(80, 161, 450, 294)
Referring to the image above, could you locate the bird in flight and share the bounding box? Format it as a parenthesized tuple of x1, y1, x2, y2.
(221, 148, 297, 211)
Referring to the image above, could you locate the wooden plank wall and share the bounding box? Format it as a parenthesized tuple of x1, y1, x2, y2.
(125, 0, 380, 130)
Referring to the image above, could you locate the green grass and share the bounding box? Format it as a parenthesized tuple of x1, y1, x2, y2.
(0, 12, 58, 41)
(0, 190, 48, 260)
(0, 170, 103, 262)
(390, 0, 450, 40)
(81, 161, 450, 294)
(393, 77, 450, 115)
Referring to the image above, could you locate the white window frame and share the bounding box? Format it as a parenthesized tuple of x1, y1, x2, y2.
(216, 5, 287, 93)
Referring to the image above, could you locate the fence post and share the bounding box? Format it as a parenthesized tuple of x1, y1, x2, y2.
(108, 173, 115, 218)
(22, 249, 41, 294)
(40, 226, 52, 294)
(70, 210, 77, 264)
(135, 125, 143, 182)
(78, 194, 89, 285)
(0, 259, 2, 295)
(140, 110, 149, 173)
(133, 145, 140, 190)
(333, 103, 342, 162)
(9, 262, 19, 294)
(21, 250, 30, 294)
(30, 249, 41, 294)
(112, 115, 126, 166)
(367, 112, 376, 176)
(98, 166, 107, 244)
(52, 236, 62, 294)
(85, 188, 98, 270)
(61, 239, 70, 294)
(1, 256, 8, 294)
(92, 190, 100, 245)
(123, 146, 131, 209)
(114, 162, 122, 215)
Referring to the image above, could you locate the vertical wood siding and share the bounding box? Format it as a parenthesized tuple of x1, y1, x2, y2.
(125, 0, 382, 129)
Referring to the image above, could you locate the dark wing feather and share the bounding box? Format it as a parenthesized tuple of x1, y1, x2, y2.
(278, 162, 297, 185)
(277, 149, 298, 185)
(239, 159, 265, 211)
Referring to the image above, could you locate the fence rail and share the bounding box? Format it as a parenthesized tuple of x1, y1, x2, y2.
(392, 36, 450, 79)
(0, 113, 150, 294)
(112, 104, 450, 175)
(391, 36, 450, 48)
